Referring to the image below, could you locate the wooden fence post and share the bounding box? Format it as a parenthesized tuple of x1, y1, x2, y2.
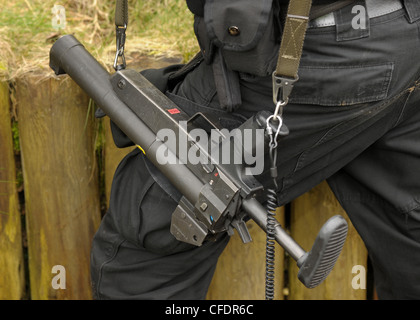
(0, 81, 25, 300)
(16, 75, 101, 300)
(207, 208, 285, 300)
(288, 180, 368, 300)
(104, 117, 134, 206)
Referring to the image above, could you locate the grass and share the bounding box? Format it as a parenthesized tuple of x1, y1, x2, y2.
(127, 0, 198, 61)
(0, 0, 199, 80)
(0, 0, 199, 216)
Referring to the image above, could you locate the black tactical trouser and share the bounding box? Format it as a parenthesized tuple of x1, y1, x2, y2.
(91, 6, 420, 299)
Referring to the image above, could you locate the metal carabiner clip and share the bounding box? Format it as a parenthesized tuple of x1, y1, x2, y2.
(113, 24, 127, 71)
(266, 114, 283, 149)
(273, 99, 288, 120)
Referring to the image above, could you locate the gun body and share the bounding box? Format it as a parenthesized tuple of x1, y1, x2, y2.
(50, 35, 348, 288)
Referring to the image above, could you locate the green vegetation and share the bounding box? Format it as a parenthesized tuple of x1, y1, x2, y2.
(0, 0, 198, 80)
(128, 0, 198, 61)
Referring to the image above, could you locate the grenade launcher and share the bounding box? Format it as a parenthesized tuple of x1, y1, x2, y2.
(49, 34, 348, 290)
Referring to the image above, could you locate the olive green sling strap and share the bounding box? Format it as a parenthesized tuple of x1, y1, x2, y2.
(276, 0, 313, 81)
(273, 0, 355, 115)
(272, 0, 313, 117)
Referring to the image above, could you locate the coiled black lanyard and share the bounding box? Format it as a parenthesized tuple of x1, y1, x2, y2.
(264, 0, 313, 300)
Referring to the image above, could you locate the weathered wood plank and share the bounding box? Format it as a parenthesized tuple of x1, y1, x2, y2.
(0, 81, 25, 300)
(207, 208, 285, 300)
(104, 117, 135, 206)
(16, 76, 101, 300)
(288, 180, 368, 300)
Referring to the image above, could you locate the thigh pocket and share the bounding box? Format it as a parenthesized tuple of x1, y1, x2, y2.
(290, 63, 394, 106)
(138, 180, 196, 255)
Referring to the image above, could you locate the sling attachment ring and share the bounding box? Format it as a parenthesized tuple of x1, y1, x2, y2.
(266, 114, 283, 149)
(113, 24, 127, 71)
(273, 99, 288, 120)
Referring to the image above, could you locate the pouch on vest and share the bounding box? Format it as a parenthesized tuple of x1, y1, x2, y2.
(197, 0, 280, 77)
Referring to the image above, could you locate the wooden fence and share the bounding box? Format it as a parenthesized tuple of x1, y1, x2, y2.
(0, 58, 369, 300)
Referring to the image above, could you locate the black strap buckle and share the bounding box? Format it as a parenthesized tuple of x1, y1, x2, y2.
(272, 72, 298, 105)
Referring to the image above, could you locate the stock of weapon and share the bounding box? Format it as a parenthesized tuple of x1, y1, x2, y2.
(49, 34, 348, 289)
